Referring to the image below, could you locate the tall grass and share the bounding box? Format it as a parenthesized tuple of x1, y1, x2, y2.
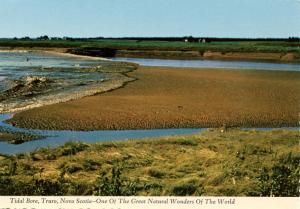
(0, 129, 298, 196)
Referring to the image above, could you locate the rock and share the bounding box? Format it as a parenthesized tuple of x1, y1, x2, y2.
(24, 76, 49, 85)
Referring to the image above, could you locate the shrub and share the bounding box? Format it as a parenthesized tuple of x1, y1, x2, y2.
(254, 153, 299, 197)
(30, 178, 65, 195)
(60, 142, 89, 156)
(0, 174, 66, 195)
(143, 182, 163, 190)
(93, 167, 137, 196)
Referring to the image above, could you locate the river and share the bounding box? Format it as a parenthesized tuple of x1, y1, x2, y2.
(111, 57, 300, 71)
(0, 53, 299, 154)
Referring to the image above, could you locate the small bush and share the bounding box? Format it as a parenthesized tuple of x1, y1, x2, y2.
(0, 175, 66, 195)
(143, 182, 163, 190)
(255, 153, 299, 197)
(30, 178, 65, 195)
(60, 142, 89, 156)
(93, 167, 137, 196)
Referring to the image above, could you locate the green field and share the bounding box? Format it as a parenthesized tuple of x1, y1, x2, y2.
(0, 129, 299, 196)
(0, 39, 299, 53)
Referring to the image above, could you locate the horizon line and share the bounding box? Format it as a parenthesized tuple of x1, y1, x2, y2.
(0, 36, 299, 39)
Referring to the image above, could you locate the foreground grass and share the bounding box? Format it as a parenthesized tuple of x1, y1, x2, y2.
(0, 129, 299, 196)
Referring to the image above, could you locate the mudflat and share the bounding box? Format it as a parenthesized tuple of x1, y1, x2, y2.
(8, 66, 300, 130)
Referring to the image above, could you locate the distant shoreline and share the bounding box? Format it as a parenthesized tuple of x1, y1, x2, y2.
(0, 39, 299, 63)
(0, 48, 109, 61)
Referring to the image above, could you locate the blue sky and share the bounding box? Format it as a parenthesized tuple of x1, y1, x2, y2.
(0, 0, 299, 38)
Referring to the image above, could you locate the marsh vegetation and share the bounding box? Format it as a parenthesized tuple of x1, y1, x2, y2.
(0, 129, 298, 196)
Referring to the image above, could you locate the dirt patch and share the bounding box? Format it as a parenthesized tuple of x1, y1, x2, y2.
(203, 51, 300, 62)
(280, 53, 299, 62)
(115, 50, 202, 59)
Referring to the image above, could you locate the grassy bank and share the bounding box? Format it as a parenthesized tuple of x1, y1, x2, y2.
(0, 129, 298, 196)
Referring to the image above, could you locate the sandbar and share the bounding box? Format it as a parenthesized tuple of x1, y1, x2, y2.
(8, 66, 300, 130)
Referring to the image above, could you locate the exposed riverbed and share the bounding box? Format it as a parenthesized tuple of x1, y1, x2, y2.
(0, 52, 299, 154)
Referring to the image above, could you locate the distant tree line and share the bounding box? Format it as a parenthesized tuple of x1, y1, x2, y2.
(4, 36, 300, 43)
(109, 36, 298, 42)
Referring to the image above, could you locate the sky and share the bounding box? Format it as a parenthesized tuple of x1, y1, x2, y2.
(0, 0, 299, 38)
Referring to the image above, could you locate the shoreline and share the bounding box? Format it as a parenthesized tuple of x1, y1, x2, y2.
(1, 46, 299, 63)
(113, 50, 300, 63)
(7, 66, 300, 130)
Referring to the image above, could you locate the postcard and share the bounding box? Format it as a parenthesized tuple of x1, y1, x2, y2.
(0, 0, 299, 209)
